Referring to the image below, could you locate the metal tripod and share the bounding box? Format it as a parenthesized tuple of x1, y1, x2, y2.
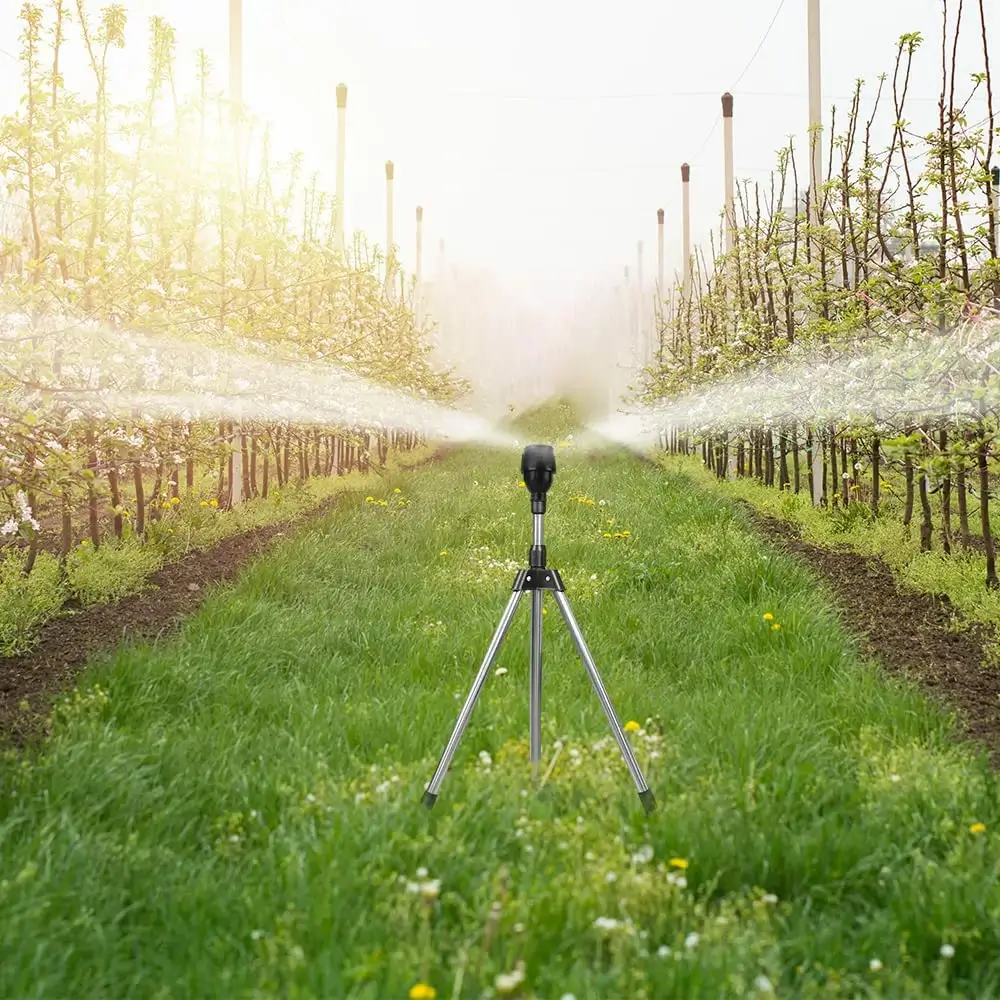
(421, 486, 656, 815)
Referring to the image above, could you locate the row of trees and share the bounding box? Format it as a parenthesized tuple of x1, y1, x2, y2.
(0, 3, 463, 576)
(644, 0, 1000, 589)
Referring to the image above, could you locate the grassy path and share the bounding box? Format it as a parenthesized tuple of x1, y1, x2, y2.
(2, 416, 1000, 999)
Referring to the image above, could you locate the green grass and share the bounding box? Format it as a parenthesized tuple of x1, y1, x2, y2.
(0, 446, 435, 656)
(2, 415, 1000, 998)
(670, 455, 1000, 644)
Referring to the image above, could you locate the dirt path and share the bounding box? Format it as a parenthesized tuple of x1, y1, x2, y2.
(745, 504, 1000, 766)
(0, 447, 449, 750)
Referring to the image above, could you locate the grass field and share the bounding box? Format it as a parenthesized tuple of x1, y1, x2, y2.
(2, 410, 1000, 999)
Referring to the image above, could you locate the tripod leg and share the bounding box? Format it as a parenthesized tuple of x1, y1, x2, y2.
(529, 588, 543, 780)
(422, 590, 524, 807)
(551, 590, 656, 815)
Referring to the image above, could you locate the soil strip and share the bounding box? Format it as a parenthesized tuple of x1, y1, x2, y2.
(1, 447, 448, 750)
(744, 504, 1000, 766)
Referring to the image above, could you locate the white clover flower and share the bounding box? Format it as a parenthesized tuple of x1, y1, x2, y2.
(684, 933, 699, 949)
(593, 916, 620, 931)
(754, 975, 774, 993)
(940, 944, 955, 958)
(656, 944, 671, 958)
(605, 871, 617, 883)
(416, 867, 428, 878)
(631, 845, 654, 865)
(761, 893, 778, 904)
(869, 958, 883, 971)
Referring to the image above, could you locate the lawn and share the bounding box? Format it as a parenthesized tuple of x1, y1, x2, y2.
(1, 411, 998, 999)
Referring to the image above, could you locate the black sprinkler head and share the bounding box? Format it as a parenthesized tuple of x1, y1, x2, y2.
(521, 443, 556, 496)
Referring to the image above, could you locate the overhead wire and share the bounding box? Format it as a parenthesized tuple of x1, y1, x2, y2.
(690, 0, 790, 163)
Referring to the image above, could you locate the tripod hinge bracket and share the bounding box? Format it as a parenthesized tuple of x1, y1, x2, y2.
(512, 568, 565, 592)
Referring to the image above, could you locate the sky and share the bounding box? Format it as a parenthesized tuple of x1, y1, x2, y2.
(0, 0, 994, 335)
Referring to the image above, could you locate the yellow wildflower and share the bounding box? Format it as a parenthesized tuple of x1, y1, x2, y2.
(519, 481, 526, 488)
(209, 499, 218, 508)
(669, 857, 688, 869)
(970, 822, 987, 834)
(170, 496, 180, 505)
(200, 501, 209, 507)
(409, 986, 437, 1000)
(394, 488, 401, 493)
(439, 550, 448, 556)
(624, 720, 641, 733)
(762, 613, 774, 621)
(771, 623, 781, 631)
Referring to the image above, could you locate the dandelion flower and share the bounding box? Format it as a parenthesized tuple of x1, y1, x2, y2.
(970, 822, 987, 834)
(771, 623, 781, 631)
(940, 944, 955, 958)
(439, 550, 448, 556)
(624, 720, 641, 732)
(762, 612, 774, 621)
(409, 985, 437, 1000)
(669, 857, 689, 869)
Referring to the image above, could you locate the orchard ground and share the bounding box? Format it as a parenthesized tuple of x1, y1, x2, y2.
(2, 407, 1000, 998)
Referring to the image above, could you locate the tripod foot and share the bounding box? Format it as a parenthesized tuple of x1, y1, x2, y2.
(422, 790, 438, 809)
(639, 789, 656, 815)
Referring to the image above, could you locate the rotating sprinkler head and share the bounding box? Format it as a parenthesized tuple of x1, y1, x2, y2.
(521, 444, 556, 510)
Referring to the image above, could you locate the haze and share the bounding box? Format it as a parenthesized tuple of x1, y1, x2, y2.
(0, 0, 991, 408)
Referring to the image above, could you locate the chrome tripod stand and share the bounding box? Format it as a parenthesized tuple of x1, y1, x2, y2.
(421, 444, 656, 814)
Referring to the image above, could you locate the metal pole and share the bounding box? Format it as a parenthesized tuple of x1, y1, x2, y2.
(681, 163, 692, 297)
(415, 205, 423, 326)
(228, 0, 242, 116)
(529, 515, 544, 778)
(808, 0, 824, 507)
(722, 93, 735, 253)
(636, 240, 644, 364)
(228, 0, 243, 505)
(384, 161, 395, 296)
(335, 84, 347, 256)
(422, 591, 524, 804)
(656, 208, 665, 298)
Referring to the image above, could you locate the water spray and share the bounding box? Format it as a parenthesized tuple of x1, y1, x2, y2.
(422, 443, 656, 814)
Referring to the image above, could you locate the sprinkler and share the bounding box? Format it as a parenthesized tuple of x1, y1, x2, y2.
(421, 443, 656, 814)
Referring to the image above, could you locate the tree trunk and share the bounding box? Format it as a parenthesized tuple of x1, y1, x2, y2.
(871, 434, 880, 517)
(939, 427, 952, 556)
(978, 416, 999, 589)
(108, 466, 123, 538)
